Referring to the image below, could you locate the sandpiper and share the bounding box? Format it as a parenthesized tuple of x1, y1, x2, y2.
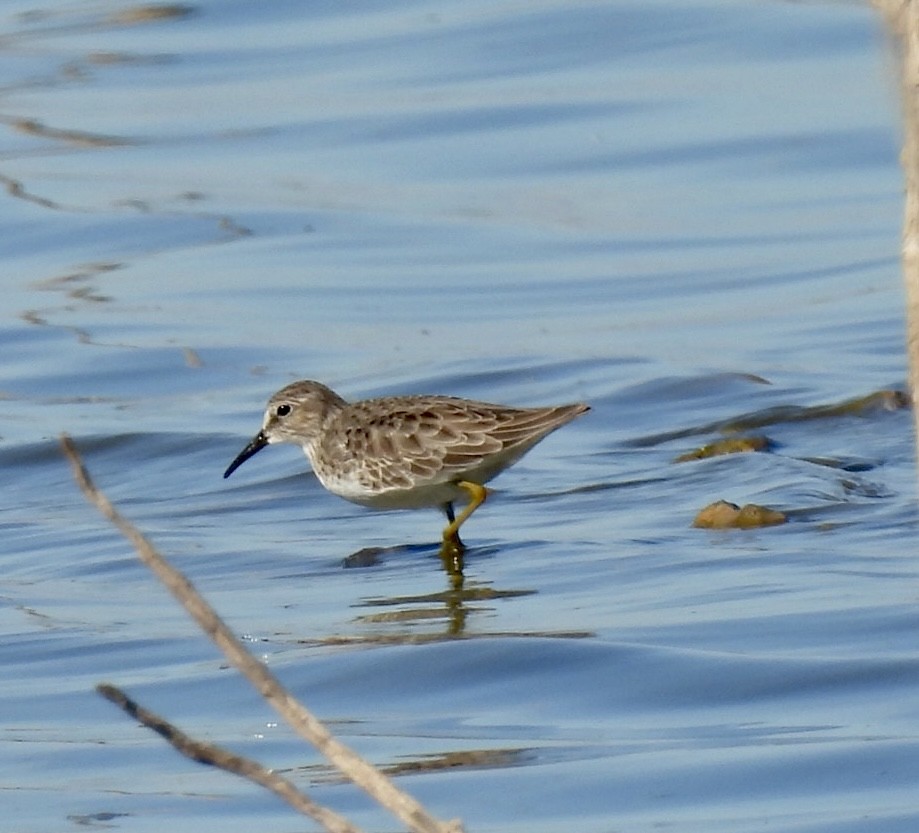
(224, 380, 589, 549)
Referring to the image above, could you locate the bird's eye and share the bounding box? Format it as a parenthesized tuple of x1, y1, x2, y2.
(276, 404, 291, 417)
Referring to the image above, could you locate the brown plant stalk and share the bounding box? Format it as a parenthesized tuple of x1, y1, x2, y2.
(96, 683, 365, 833)
(61, 433, 463, 833)
(872, 0, 919, 459)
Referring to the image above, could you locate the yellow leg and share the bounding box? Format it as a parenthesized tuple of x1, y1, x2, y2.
(442, 481, 488, 546)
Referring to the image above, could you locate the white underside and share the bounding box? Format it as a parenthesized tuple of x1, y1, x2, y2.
(327, 478, 470, 510)
(294, 432, 547, 510)
(304, 446, 520, 510)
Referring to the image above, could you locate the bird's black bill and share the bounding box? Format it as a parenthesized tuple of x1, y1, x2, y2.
(223, 431, 269, 479)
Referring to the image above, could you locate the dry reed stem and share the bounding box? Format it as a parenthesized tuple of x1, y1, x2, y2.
(60, 434, 463, 833)
(97, 683, 365, 833)
(872, 0, 919, 459)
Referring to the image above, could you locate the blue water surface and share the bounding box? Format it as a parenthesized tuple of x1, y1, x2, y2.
(2, 1, 917, 832)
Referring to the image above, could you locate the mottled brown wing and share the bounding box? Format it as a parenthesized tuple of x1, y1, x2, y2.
(336, 396, 587, 486)
(439, 402, 586, 467)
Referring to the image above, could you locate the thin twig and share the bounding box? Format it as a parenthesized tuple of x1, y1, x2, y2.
(872, 0, 919, 463)
(61, 434, 463, 833)
(97, 683, 365, 833)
